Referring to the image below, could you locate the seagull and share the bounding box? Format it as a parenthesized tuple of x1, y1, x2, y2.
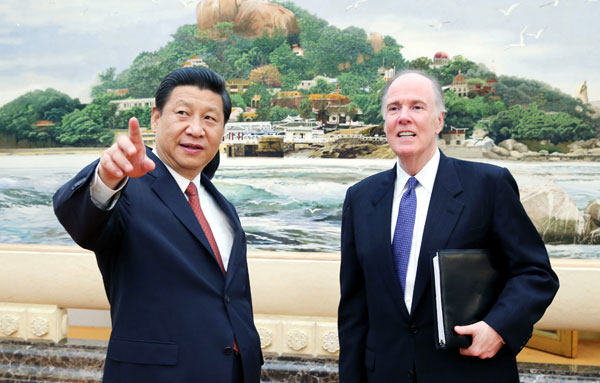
(179, 0, 195, 8)
(346, 0, 367, 10)
(428, 21, 451, 31)
(498, 3, 520, 16)
(539, 0, 559, 7)
(504, 25, 528, 50)
(527, 28, 544, 39)
(307, 208, 322, 215)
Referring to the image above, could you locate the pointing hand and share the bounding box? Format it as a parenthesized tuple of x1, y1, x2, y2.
(98, 117, 156, 189)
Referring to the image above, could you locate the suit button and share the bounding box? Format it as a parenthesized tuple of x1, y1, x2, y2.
(224, 347, 233, 355)
(410, 325, 417, 334)
(224, 295, 231, 303)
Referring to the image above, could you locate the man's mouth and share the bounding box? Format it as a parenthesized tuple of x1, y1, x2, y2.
(397, 131, 416, 137)
(180, 143, 204, 151)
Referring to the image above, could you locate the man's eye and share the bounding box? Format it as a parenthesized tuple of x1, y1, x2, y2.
(177, 110, 187, 116)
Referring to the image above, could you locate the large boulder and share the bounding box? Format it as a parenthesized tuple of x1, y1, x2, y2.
(499, 139, 517, 151)
(197, 0, 241, 29)
(585, 199, 600, 227)
(197, 0, 299, 38)
(234, 0, 300, 38)
(490, 146, 509, 156)
(520, 184, 585, 244)
(499, 139, 528, 153)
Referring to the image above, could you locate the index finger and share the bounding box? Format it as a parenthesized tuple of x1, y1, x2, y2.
(128, 117, 144, 148)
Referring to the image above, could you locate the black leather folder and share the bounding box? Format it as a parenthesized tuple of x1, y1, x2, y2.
(431, 249, 503, 350)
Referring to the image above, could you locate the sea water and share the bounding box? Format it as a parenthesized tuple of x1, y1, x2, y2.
(1, 154, 599, 259)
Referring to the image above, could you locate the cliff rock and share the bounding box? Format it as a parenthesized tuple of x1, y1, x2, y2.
(197, 0, 299, 38)
(520, 184, 585, 244)
(368, 33, 385, 54)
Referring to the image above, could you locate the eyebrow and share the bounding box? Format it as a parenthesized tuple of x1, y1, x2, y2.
(387, 98, 428, 106)
(173, 99, 221, 113)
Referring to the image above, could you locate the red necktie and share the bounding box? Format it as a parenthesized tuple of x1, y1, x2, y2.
(185, 182, 239, 352)
(185, 182, 226, 275)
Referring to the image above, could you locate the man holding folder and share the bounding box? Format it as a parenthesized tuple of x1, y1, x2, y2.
(338, 70, 559, 382)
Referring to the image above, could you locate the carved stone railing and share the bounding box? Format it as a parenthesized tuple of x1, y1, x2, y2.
(1, 244, 599, 357)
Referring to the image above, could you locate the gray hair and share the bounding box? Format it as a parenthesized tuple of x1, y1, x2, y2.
(380, 69, 446, 118)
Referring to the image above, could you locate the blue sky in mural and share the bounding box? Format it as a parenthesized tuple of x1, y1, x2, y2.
(0, 0, 598, 106)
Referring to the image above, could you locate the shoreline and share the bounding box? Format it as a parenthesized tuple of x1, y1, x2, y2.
(0, 147, 105, 156)
(2, 146, 600, 163)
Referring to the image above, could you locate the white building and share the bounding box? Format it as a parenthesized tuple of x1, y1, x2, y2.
(182, 56, 209, 68)
(110, 98, 155, 113)
(297, 76, 337, 91)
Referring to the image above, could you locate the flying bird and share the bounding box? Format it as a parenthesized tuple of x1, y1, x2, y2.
(504, 25, 528, 50)
(527, 28, 544, 39)
(179, 0, 195, 8)
(539, 0, 559, 7)
(429, 21, 451, 31)
(498, 3, 520, 16)
(346, 0, 368, 10)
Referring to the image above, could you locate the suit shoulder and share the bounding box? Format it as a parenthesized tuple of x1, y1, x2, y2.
(447, 156, 507, 178)
(346, 168, 394, 198)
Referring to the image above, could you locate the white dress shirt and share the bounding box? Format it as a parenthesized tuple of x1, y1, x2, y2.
(90, 150, 235, 271)
(390, 149, 440, 313)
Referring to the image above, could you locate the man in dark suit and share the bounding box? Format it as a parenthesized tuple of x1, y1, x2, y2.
(54, 67, 262, 383)
(338, 70, 559, 382)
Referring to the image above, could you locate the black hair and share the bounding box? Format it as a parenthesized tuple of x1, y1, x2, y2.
(154, 67, 232, 124)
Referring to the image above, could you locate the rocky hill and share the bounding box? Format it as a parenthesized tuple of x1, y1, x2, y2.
(197, 0, 300, 38)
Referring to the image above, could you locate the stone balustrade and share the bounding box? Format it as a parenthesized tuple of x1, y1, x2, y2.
(1, 244, 599, 357)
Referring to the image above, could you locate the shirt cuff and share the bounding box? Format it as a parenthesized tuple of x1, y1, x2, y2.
(90, 164, 128, 210)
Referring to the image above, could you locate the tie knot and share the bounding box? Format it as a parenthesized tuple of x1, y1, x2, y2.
(407, 176, 418, 190)
(185, 182, 198, 197)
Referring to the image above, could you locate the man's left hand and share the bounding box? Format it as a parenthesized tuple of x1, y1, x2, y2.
(454, 321, 504, 359)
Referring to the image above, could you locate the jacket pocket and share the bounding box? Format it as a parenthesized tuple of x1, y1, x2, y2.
(107, 337, 178, 366)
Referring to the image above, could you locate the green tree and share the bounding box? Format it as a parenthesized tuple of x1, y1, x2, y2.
(56, 109, 113, 147)
(230, 94, 247, 109)
(361, 78, 387, 124)
(114, 106, 152, 130)
(270, 106, 298, 121)
(338, 73, 368, 98)
(309, 79, 336, 95)
(409, 57, 433, 71)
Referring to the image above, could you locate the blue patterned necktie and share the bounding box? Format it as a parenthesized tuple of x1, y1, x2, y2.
(392, 176, 418, 293)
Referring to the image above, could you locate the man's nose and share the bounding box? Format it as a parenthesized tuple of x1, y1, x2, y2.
(396, 106, 412, 123)
(187, 117, 205, 137)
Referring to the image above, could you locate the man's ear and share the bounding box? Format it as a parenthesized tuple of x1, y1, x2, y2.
(151, 107, 159, 132)
(435, 112, 445, 134)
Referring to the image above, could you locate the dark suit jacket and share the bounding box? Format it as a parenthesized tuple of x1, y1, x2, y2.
(338, 151, 559, 383)
(54, 148, 262, 383)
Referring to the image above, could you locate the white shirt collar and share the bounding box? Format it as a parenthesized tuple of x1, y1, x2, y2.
(395, 148, 440, 194)
(152, 148, 201, 193)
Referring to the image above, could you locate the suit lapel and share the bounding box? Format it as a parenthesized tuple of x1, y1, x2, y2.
(369, 166, 411, 319)
(147, 149, 217, 262)
(200, 173, 244, 287)
(411, 153, 464, 314)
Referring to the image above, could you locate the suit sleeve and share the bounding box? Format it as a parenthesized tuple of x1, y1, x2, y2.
(53, 159, 122, 252)
(338, 187, 368, 383)
(483, 167, 559, 355)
